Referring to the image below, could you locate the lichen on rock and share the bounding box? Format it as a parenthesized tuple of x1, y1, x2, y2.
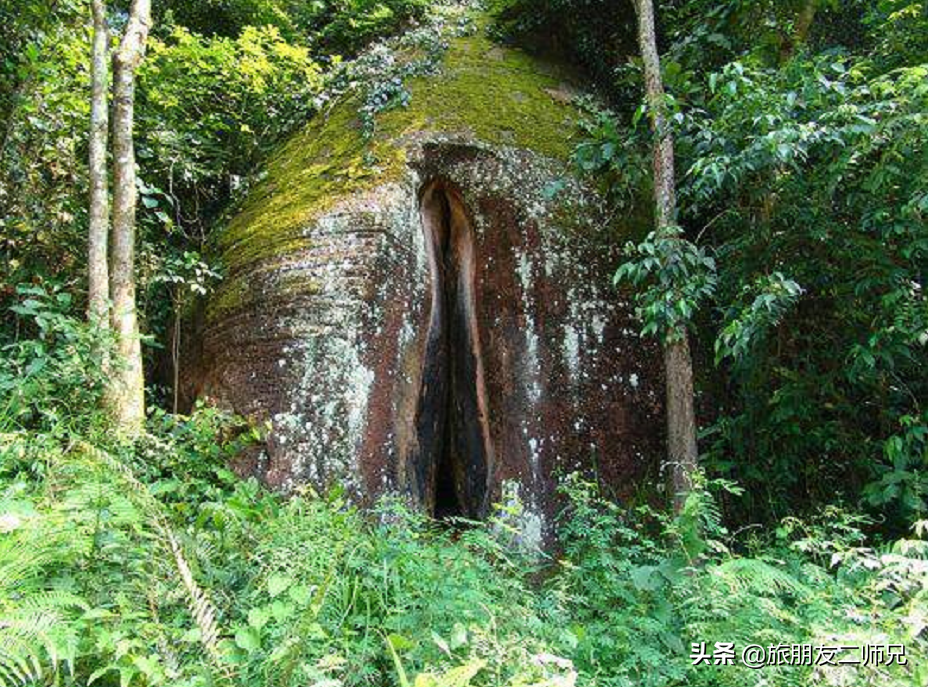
(188, 6, 663, 544)
(212, 7, 592, 319)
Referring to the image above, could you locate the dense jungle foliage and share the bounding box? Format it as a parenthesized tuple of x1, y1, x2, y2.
(1, 0, 926, 685)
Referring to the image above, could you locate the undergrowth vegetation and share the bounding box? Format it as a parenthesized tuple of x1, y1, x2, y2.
(1, 295, 926, 686)
(530, 0, 928, 530)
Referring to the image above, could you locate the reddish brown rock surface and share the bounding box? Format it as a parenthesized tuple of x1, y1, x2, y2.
(184, 28, 664, 544)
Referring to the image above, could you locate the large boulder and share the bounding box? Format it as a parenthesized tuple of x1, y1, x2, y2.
(187, 24, 664, 543)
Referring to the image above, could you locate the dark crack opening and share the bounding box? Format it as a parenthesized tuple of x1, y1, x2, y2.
(414, 180, 492, 520)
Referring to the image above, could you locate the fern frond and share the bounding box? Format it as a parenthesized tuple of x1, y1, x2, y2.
(0, 605, 77, 687)
(0, 512, 86, 687)
(0, 541, 57, 591)
(7, 591, 87, 616)
(72, 441, 232, 681)
(0, 642, 41, 687)
(711, 558, 808, 596)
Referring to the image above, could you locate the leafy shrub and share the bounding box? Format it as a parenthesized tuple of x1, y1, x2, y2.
(0, 283, 109, 434)
(550, 475, 927, 687)
(682, 53, 928, 525)
(307, 0, 433, 55)
(2, 419, 926, 687)
(568, 0, 928, 528)
(0, 405, 264, 686)
(228, 495, 567, 686)
(138, 24, 325, 233)
(158, 0, 432, 55)
(0, 10, 91, 293)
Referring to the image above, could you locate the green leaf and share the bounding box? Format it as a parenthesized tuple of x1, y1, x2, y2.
(270, 600, 294, 622)
(288, 584, 313, 604)
(449, 623, 467, 650)
(267, 573, 292, 598)
(247, 606, 271, 630)
(630, 565, 662, 591)
(387, 633, 415, 652)
(432, 631, 450, 657)
(234, 626, 261, 653)
(386, 634, 411, 687)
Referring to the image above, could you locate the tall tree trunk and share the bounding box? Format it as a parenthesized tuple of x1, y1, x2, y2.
(172, 294, 181, 414)
(793, 0, 817, 45)
(633, 0, 699, 512)
(108, 0, 151, 434)
(781, 0, 817, 62)
(87, 0, 110, 325)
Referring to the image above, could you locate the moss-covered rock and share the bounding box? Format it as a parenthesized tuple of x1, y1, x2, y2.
(215, 24, 587, 296)
(191, 15, 662, 546)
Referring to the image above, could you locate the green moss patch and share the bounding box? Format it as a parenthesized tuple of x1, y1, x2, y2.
(379, 33, 582, 161)
(217, 21, 587, 287)
(218, 100, 405, 271)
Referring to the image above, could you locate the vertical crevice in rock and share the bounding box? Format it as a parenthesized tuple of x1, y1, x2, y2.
(413, 180, 493, 519)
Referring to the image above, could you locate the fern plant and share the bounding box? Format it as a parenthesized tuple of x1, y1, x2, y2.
(0, 496, 88, 687)
(1, 426, 235, 687)
(72, 441, 232, 683)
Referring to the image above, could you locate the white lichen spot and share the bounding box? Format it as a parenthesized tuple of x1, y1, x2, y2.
(528, 436, 540, 476)
(516, 250, 543, 402)
(494, 481, 545, 553)
(516, 251, 529, 290)
(591, 313, 606, 344)
(346, 360, 375, 451)
(563, 324, 581, 381)
(524, 322, 542, 402)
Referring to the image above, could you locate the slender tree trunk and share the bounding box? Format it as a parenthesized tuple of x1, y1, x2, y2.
(88, 0, 110, 325)
(781, 0, 817, 62)
(172, 295, 181, 414)
(108, 0, 151, 434)
(634, 0, 699, 512)
(794, 0, 817, 45)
